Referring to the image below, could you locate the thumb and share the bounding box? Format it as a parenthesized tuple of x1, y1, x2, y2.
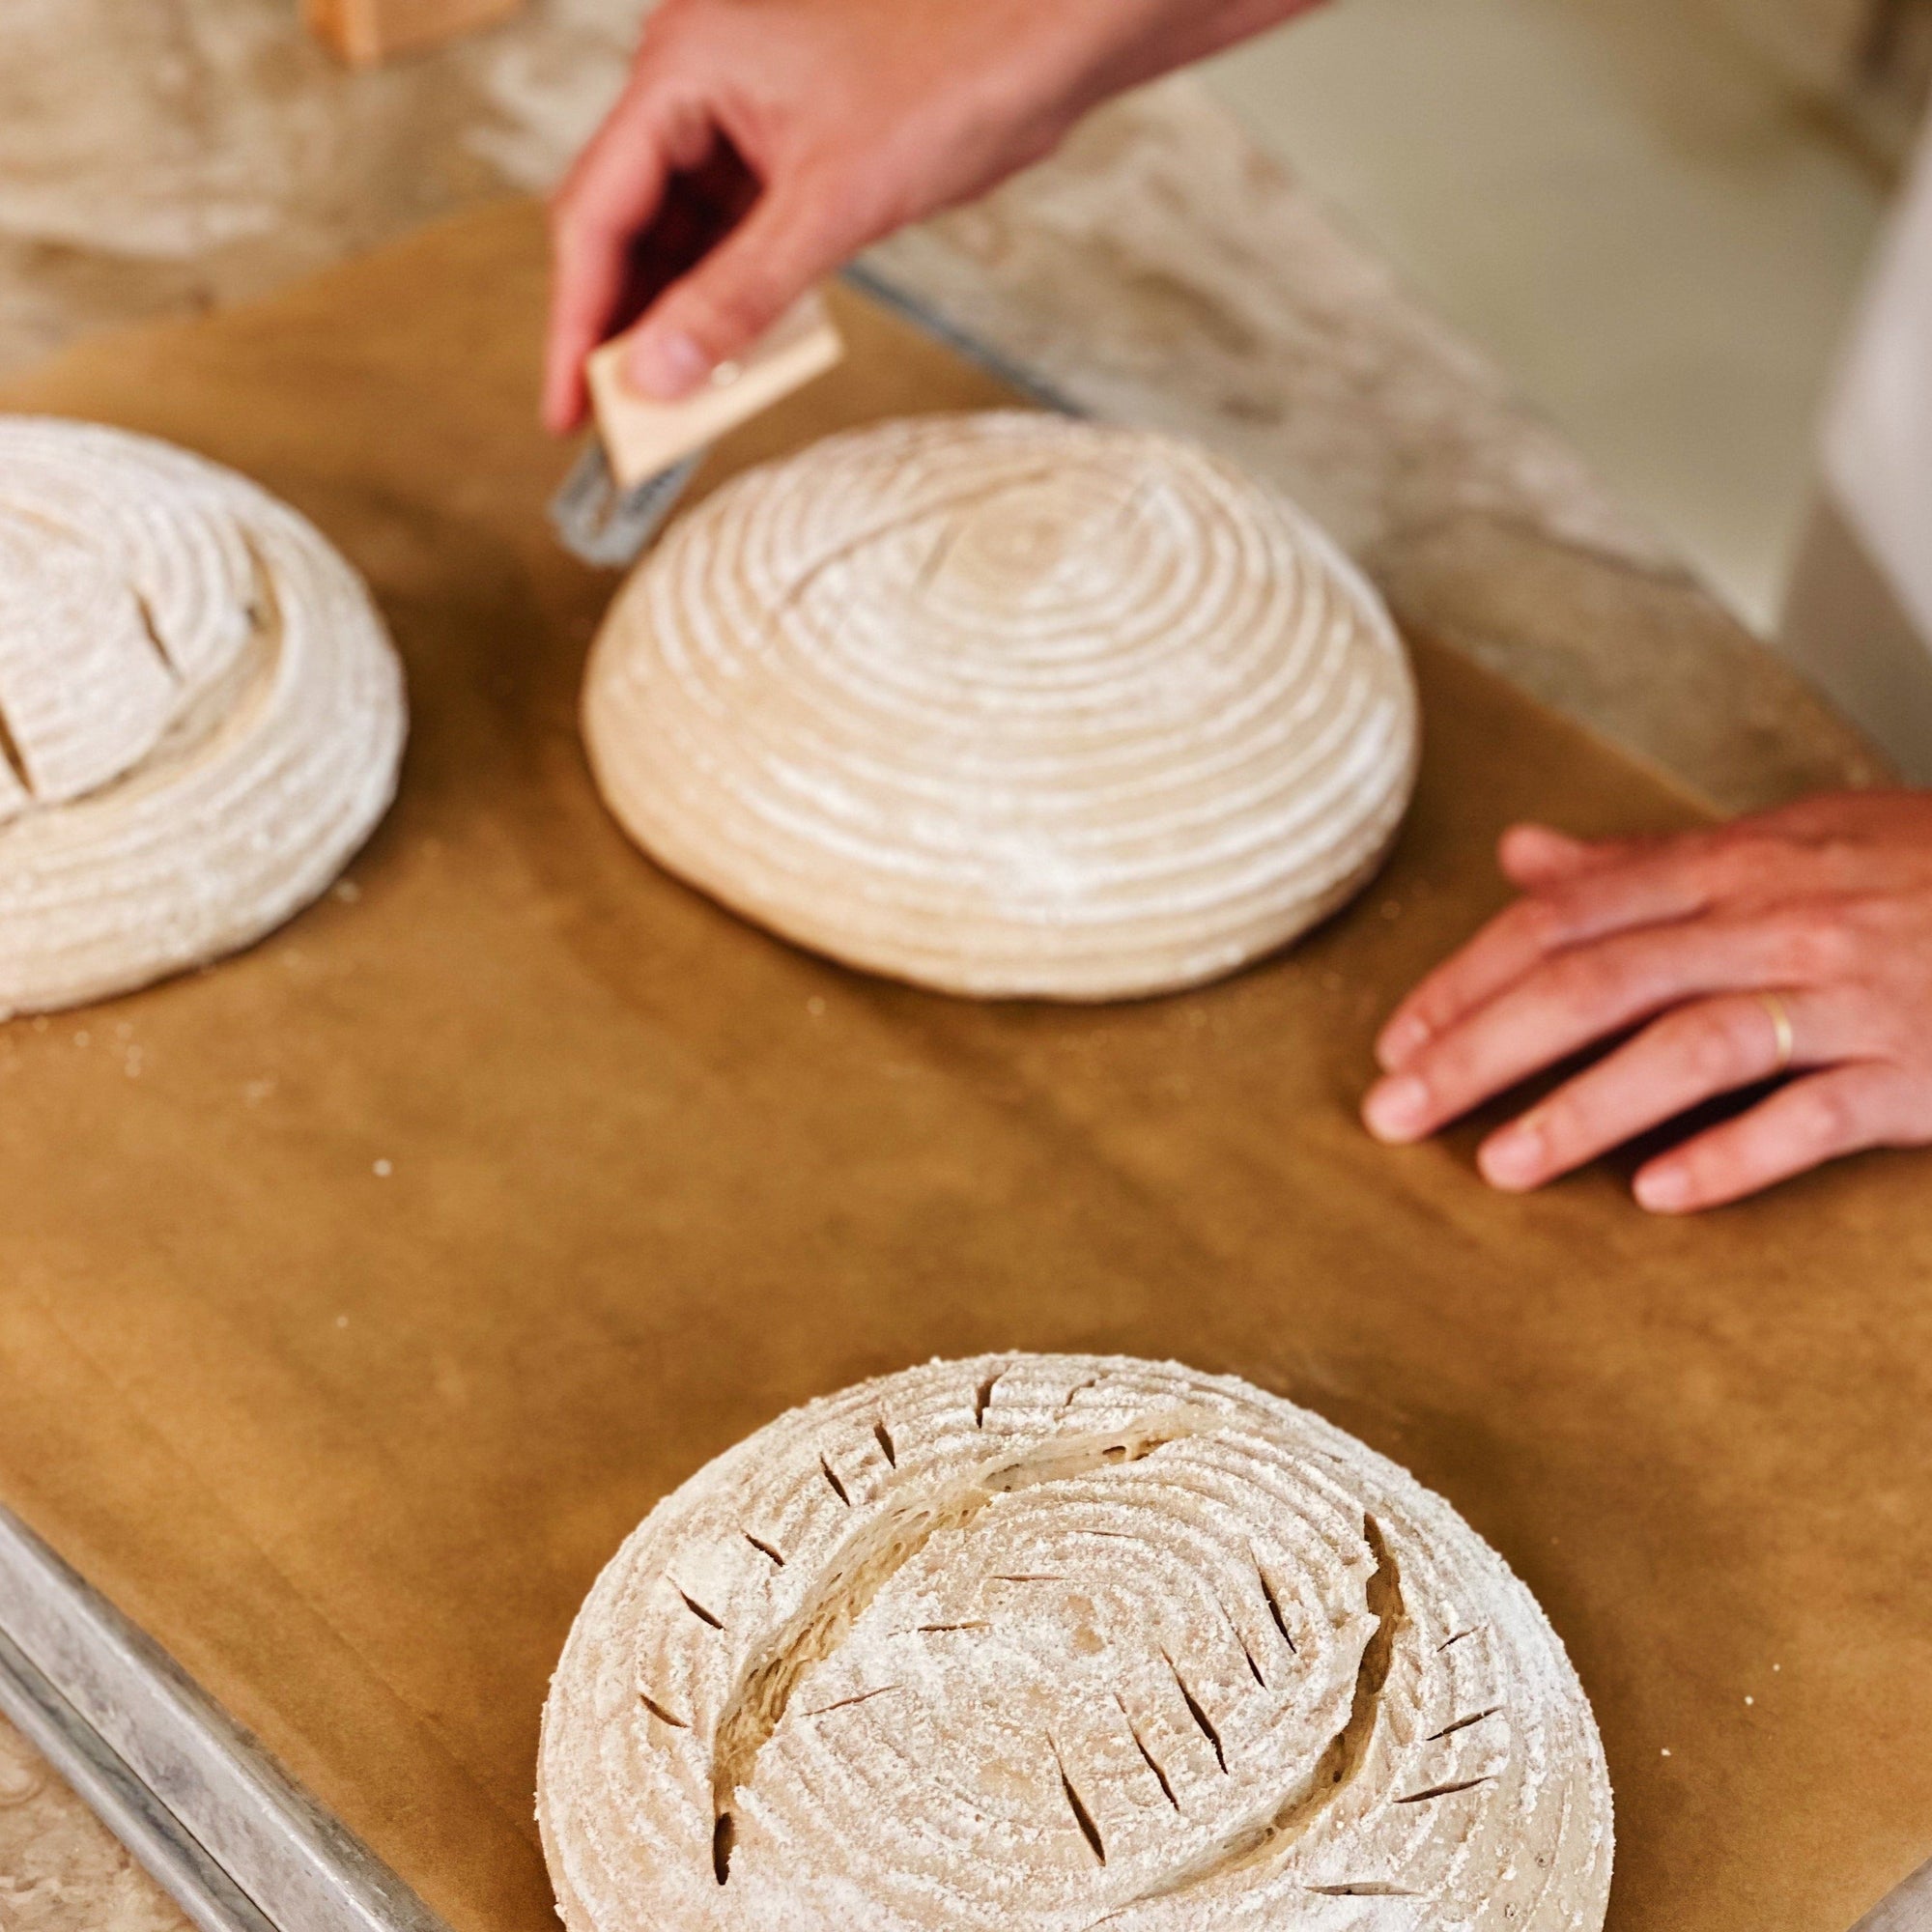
(619, 175, 856, 400)
(1498, 822, 1603, 887)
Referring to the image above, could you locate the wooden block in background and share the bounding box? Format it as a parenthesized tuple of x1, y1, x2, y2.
(303, 0, 526, 66)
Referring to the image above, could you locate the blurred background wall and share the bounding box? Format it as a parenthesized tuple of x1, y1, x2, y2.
(1204, 0, 1928, 634)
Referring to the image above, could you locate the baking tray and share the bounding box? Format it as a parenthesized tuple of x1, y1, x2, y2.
(0, 201, 1927, 1932)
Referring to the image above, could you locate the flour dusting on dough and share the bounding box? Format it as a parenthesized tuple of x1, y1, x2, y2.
(538, 1352, 1612, 1932)
(582, 414, 1419, 1000)
(0, 416, 405, 1015)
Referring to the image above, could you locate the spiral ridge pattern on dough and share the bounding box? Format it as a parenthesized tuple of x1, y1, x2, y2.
(0, 416, 406, 1014)
(582, 414, 1419, 999)
(539, 1354, 1612, 1932)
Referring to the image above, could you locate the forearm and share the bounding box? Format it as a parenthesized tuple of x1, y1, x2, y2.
(1076, 0, 1330, 99)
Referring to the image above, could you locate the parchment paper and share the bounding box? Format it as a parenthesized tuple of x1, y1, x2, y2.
(0, 200, 1927, 1932)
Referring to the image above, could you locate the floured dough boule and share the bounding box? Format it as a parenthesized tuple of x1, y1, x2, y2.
(538, 1353, 1612, 1931)
(582, 413, 1419, 1000)
(0, 416, 406, 1014)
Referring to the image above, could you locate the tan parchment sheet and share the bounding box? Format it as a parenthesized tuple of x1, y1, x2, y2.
(0, 202, 1927, 1932)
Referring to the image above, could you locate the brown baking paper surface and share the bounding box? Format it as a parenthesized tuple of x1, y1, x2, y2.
(0, 200, 1927, 1932)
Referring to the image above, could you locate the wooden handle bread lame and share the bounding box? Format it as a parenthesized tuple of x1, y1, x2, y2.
(548, 290, 845, 569)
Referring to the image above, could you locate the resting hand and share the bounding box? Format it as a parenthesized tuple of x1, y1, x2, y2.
(542, 0, 1316, 432)
(1362, 792, 1932, 1211)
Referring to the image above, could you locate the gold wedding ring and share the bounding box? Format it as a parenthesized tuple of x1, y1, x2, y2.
(1758, 990, 1796, 1074)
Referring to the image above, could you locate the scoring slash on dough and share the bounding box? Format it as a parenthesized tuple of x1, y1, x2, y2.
(0, 417, 406, 1015)
(538, 1354, 1611, 1931)
(582, 413, 1419, 1001)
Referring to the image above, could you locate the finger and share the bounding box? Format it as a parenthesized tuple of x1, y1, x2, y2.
(1632, 1062, 1917, 1212)
(541, 82, 684, 433)
(1497, 823, 1648, 889)
(1474, 988, 1829, 1191)
(618, 169, 863, 400)
(1374, 843, 1721, 1072)
(1364, 915, 1825, 1144)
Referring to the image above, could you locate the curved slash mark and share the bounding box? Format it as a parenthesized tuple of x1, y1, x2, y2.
(1166, 1655, 1227, 1774)
(1115, 1693, 1179, 1811)
(744, 1533, 786, 1567)
(675, 1586, 724, 1631)
(1051, 1738, 1106, 1865)
(973, 1371, 1002, 1428)
(872, 1420, 897, 1468)
(639, 1692, 688, 1728)
(1254, 1550, 1297, 1654)
(0, 702, 32, 798)
(131, 593, 181, 678)
(1222, 1600, 1266, 1689)
(803, 1684, 902, 1719)
(1397, 1776, 1494, 1805)
(1428, 1706, 1500, 1742)
(819, 1454, 851, 1506)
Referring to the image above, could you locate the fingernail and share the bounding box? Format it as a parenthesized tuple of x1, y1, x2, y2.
(624, 329, 710, 401)
(1635, 1165, 1690, 1212)
(1364, 1073, 1430, 1143)
(1378, 1013, 1431, 1068)
(1480, 1117, 1545, 1190)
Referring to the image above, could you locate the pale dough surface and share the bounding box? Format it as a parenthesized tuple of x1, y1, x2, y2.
(582, 413, 1420, 1000)
(0, 416, 405, 1014)
(538, 1353, 1612, 1932)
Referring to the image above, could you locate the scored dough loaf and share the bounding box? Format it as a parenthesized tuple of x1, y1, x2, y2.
(538, 1354, 1612, 1932)
(0, 416, 406, 1015)
(582, 413, 1419, 1000)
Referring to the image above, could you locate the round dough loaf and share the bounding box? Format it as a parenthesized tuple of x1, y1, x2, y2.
(582, 413, 1418, 1000)
(539, 1354, 1612, 1932)
(0, 416, 406, 1014)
